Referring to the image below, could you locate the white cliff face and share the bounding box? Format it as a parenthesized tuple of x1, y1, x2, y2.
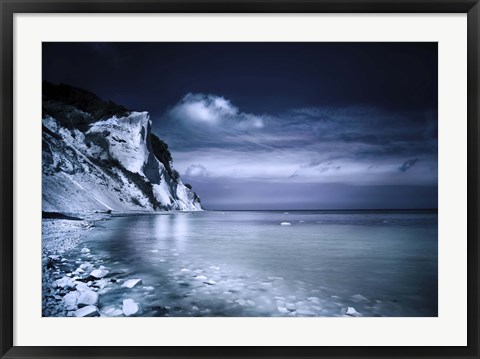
(89, 112, 151, 175)
(42, 111, 202, 212)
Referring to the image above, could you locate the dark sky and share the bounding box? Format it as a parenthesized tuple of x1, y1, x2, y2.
(43, 42, 438, 210)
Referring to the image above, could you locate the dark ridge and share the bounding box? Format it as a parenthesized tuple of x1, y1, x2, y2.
(42, 211, 83, 220)
(42, 81, 130, 131)
(42, 124, 62, 140)
(150, 133, 175, 179)
(118, 167, 163, 210)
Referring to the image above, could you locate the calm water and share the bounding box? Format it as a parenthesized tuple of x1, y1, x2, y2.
(79, 210, 438, 317)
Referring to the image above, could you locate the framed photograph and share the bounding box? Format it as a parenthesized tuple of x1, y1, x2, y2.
(1, 1, 479, 358)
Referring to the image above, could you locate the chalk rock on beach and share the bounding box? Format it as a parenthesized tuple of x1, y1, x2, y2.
(54, 276, 75, 289)
(90, 269, 109, 279)
(345, 306, 361, 316)
(121, 279, 142, 289)
(79, 262, 92, 270)
(77, 290, 99, 307)
(73, 267, 85, 275)
(63, 291, 80, 309)
(74, 305, 99, 317)
(100, 305, 124, 317)
(94, 278, 110, 289)
(122, 299, 140, 317)
(75, 282, 90, 292)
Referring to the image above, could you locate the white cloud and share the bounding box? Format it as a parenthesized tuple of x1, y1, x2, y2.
(159, 97, 437, 186)
(184, 164, 210, 177)
(168, 93, 265, 130)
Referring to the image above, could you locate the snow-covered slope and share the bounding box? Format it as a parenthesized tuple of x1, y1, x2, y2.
(42, 83, 202, 212)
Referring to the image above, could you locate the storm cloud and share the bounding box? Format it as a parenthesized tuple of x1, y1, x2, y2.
(43, 42, 438, 209)
(160, 96, 437, 187)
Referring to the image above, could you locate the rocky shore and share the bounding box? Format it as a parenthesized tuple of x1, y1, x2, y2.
(42, 213, 145, 317)
(42, 213, 378, 317)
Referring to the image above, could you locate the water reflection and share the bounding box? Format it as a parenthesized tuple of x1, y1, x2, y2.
(83, 211, 437, 317)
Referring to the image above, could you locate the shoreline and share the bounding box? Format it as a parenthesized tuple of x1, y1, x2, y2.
(42, 212, 365, 318)
(42, 212, 136, 317)
(42, 210, 437, 317)
(42, 212, 104, 316)
(42, 210, 199, 317)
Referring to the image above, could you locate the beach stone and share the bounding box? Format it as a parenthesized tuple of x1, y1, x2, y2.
(100, 305, 115, 315)
(54, 276, 75, 289)
(108, 308, 124, 317)
(46, 258, 55, 269)
(74, 282, 89, 292)
(122, 299, 140, 316)
(94, 278, 110, 289)
(74, 305, 99, 317)
(90, 269, 109, 279)
(79, 262, 92, 270)
(100, 305, 124, 317)
(121, 279, 142, 289)
(63, 291, 80, 307)
(345, 306, 361, 316)
(77, 290, 99, 307)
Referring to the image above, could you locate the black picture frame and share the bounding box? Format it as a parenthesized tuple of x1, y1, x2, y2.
(1, 1, 479, 358)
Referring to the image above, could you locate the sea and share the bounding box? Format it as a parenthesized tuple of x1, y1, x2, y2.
(77, 210, 438, 317)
